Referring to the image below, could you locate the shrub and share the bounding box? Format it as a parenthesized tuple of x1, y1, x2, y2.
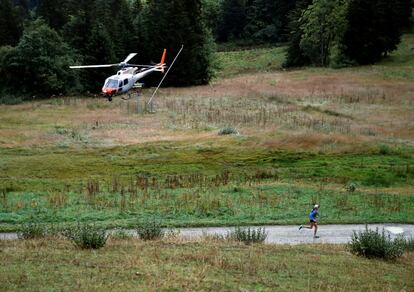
(0, 94, 23, 105)
(378, 144, 391, 155)
(228, 226, 268, 245)
(136, 219, 164, 240)
(348, 226, 405, 260)
(404, 237, 414, 252)
(218, 127, 239, 136)
(346, 182, 356, 193)
(18, 222, 46, 239)
(64, 223, 108, 249)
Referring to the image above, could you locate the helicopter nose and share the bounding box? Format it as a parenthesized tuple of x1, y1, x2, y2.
(102, 88, 116, 95)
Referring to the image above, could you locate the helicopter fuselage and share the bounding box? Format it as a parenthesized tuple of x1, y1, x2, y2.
(102, 66, 162, 98)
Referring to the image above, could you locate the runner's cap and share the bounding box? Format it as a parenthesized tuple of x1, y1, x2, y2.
(314, 204, 319, 209)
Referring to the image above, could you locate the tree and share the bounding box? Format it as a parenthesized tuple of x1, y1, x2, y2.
(93, 0, 134, 59)
(217, 0, 247, 41)
(299, 0, 348, 66)
(81, 22, 117, 92)
(342, 0, 412, 64)
(144, 0, 215, 86)
(0, 0, 23, 46)
(283, 0, 313, 67)
(202, 0, 223, 37)
(3, 19, 79, 96)
(244, 0, 297, 43)
(36, 0, 68, 30)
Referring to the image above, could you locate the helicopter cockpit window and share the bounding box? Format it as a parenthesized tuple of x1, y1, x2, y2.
(123, 79, 129, 86)
(105, 79, 119, 88)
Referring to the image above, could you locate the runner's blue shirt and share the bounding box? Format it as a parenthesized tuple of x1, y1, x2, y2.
(309, 209, 318, 221)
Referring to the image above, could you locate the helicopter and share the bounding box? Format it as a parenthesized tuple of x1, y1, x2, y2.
(70, 47, 182, 102)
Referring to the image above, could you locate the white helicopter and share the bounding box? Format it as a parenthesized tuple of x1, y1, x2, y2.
(70, 47, 183, 101)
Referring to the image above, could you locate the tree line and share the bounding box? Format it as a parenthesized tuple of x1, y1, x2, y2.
(0, 0, 412, 98)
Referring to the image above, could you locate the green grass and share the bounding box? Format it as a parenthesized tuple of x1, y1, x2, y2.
(1, 143, 413, 191)
(1, 181, 413, 232)
(214, 33, 414, 81)
(1, 141, 413, 231)
(1, 239, 413, 290)
(215, 46, 285, 77)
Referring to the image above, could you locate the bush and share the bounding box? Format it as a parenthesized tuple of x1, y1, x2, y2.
(346, 182, 356, 193)
(378, 144, 391, 155)
(18, 222, 46, 239)
(404, 237, 414, 252)
(228, 226, 268, 245)
(218, 127, 239, 136)
(64, 223, 108, 249)
(348, 227, 405, 260)
(136, 220, 164, 241)
(0, 94, 23, 105)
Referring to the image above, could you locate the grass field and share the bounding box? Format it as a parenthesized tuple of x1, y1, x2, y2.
(0, 34, 413, 231)
(1, 238, 413, 290)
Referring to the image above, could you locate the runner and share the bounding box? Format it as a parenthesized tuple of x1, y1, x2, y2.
(299, 204, 320, 238)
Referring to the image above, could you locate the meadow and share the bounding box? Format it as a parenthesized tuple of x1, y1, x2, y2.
(0, 34, 413, 231)
(1, 237, 413, 290)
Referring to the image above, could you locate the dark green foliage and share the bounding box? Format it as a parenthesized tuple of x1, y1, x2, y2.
(283, 0, 313, 67)
(18, 221, 46, 239)
(348, 227, 405, 260)
(244, 0, 297, 43)
(92, 0, 133, 59)
(299, 0, 348, 66)
(0, 19, 80, 96)
(202, 0, 223, 36)
(217, 0, 247, 41)
(0, 0, 23, 46)
(0, 94, 23, 105)
(342, 0, 413, 65)
(64, 223, 108, 249)
(228, 226, 268, 244)
(136, 219, 164, 240)
(143, 0, 215, 86)
(286, 0, 413, 67)
(37, 0, 68, 30)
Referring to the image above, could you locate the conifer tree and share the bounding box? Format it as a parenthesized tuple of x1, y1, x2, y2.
(342, 0, 413, 64)
(244, 0, 297, 43)
(144, 0, 214, 86)
(217, 0, 247, 41)
(36, 0, 68, 30)
(0, 0, 23, 46)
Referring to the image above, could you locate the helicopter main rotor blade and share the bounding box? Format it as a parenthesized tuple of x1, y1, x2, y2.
(69, 64, 118, 69)
(123, 53, 138, 64)
(127, 64, 157, 68)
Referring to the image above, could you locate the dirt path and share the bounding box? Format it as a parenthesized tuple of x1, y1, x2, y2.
(1, 224, 413, 244)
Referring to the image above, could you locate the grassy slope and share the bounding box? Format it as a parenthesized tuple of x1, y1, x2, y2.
(1, 239, 413, 291)
(0, 34, 413, 231)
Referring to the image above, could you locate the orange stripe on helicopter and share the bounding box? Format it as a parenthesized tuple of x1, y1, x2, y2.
(160, 49, 166, 65)
(158, 49, 166, 73)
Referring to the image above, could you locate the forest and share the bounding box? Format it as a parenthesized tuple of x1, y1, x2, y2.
(0, 0, 413, 98)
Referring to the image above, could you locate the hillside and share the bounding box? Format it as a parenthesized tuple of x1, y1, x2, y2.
(0, 34, 413, 231)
